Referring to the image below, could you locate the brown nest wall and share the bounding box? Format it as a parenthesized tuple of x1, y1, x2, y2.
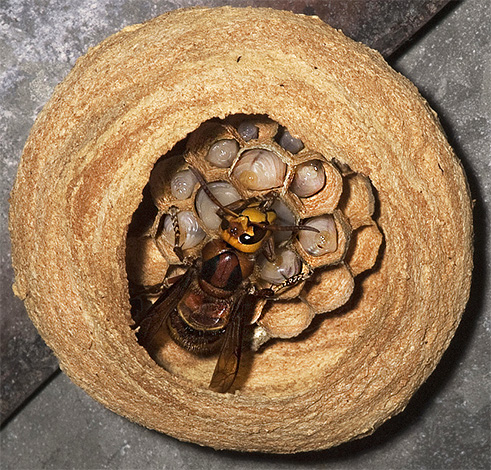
(9, 7, 472, 453)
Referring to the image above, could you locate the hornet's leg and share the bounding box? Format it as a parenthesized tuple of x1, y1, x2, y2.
(168, 206, 185, 262)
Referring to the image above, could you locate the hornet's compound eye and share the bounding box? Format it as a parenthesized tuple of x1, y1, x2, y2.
(239, 226, 266, 245)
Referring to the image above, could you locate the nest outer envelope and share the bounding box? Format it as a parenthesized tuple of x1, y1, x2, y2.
(9, 7, 473, 453)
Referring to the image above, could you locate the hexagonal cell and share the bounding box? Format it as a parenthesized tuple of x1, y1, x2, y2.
(270, 198, 297, 245)
(338, 173, 376, 230)
(258, 298, 314, 339)
(297, 214, 337, 255)
(229, 144, 293, 199)
(225, 114, 279, 142)
(153, 209, 208, 264)
(256, 248, 301, 283)
(185, 120, 240, 181)
(206, 139, 240, 169)
(161, 211, 206, 249)
(194, 180, 241, 232)
(285, 157, 343, 218)
(293, 210, 352, 269)
(345, 223, 384, 276)
(150, 196, 199, 242)
(289, 157, 326, 198)
(275, 126, 305, 154)
(301, 263, 355, 314)
(149, 154, 192, 210)
(254, 248, 308, 300)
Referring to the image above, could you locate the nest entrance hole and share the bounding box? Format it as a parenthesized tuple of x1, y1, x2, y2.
(125, 114, 383, 395)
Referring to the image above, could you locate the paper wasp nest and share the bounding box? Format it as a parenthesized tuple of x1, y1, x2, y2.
(9, 7, 472, 454)
(127, 115, 383, 352)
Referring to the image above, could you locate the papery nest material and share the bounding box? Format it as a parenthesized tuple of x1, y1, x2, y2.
(9, 7, 472, 453)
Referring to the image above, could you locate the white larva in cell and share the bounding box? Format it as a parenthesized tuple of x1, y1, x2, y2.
(298, 215, 337, 256)
(258, 249, 302, 285)
(170, 169, 198, 200)
(278, 128, 304, 154)
(271, 199, 296, 244)
(195, 181, 241, 230)
(206, 139, 239, 168)
(237, 121, 259, 141)
(232, 149, 287, 191)
(290, 160, 326, 198)
(162, 211, 205, 250)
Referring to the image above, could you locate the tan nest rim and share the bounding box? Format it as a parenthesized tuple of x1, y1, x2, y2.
(9, 7, 472, 453)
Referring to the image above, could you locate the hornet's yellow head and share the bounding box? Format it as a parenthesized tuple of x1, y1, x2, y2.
(219, 203, 276, 253)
